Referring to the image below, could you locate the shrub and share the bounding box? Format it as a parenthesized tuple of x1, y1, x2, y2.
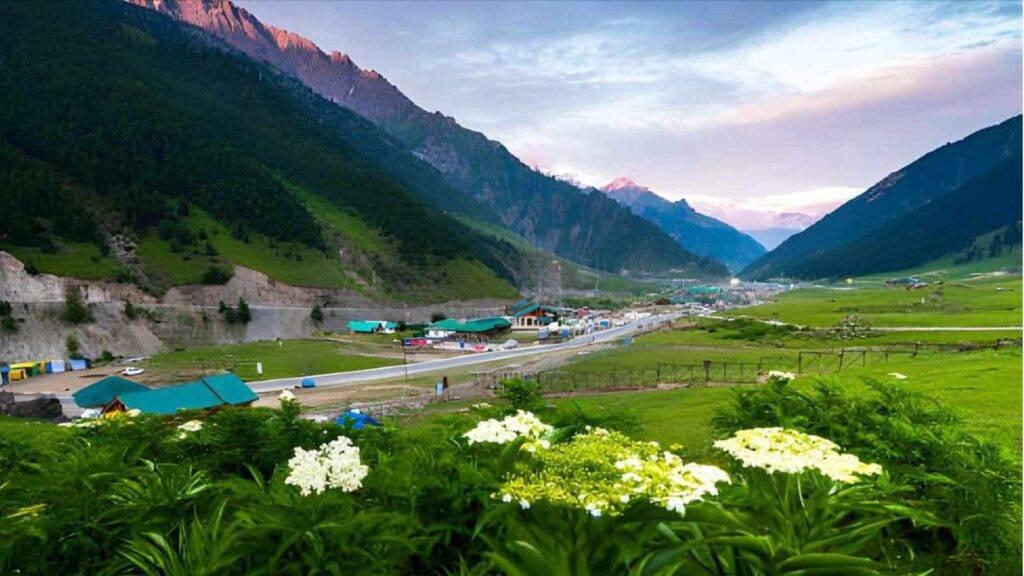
(65, 333, 81, 358)
(62, 285, 91, 324)
(310, 304, 324, 324)
(712, 378, 1022, 575)
(497, 377, 542, 410)
(201, 265, 234, 285)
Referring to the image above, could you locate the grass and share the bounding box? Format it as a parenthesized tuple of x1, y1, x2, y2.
(2, 241, 120, 280)
(139, 339, 401, 383)
(741, 275, 1021, 328)
(426, 258, 520, 301)
(289, 183, 396, 259)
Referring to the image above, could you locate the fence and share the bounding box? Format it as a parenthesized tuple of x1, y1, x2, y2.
(482, 339, 1022, 396)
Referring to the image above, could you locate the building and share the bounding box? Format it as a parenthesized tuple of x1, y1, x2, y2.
(73, 376, 148, 408)
(425, 317, 511, 338)
(347, 320, 399, 334)
(509, 303, 557, 331)
(102, 373, 258, 415)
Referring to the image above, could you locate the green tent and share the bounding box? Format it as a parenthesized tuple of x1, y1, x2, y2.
(73, 376, 149, 408)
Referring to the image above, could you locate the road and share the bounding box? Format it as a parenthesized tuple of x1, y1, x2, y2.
(248, 312, 683, 394)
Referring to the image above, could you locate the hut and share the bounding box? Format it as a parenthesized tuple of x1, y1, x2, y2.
(103, 373, 257, 415)
(73, 375, 149, 408)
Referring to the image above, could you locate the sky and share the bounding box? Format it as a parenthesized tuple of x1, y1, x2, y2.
(237, 0, 1022, 231)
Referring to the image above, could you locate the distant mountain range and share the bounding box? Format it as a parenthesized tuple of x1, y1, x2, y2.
(130, 0, 726, 277)
(742, 228, 803, 251)
(599, 178, 766, 271)
(743, 116, 1023, 280)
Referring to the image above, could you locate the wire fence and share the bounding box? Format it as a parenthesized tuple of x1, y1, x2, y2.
(481, 339, 1021, 396)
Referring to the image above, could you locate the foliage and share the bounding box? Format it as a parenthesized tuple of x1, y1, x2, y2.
(712, 378, 1022, 574)
(61, 285, 92, 324)
(309, 304, 324, 324)
(497, 377, 543, 411)
(200, 265, 234, 285)
(65, 333, 82, 358)
(0, 300, 17, 333)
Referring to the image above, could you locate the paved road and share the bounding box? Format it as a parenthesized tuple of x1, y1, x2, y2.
(249, 312, 683, 394)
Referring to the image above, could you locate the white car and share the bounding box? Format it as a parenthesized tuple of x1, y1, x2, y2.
(122, 367, 145, 376)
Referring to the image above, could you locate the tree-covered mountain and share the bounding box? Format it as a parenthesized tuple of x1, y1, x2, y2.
(0, 0, 524, 299)
(600, 178, 766, 271)
(130, 0, 727, 277)
(742, 116, 1023, 280)
(787, 153, 1022, 279)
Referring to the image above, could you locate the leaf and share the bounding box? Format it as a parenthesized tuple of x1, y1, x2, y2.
(777, 552, 881, 571)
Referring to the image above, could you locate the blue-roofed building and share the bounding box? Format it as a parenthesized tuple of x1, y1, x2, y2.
(73, 375, 149, 408)
(103, 373, 258, 415)
(347, 320, 398, 334)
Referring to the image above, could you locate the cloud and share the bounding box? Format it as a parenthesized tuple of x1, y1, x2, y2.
(687, 187, 863, 230)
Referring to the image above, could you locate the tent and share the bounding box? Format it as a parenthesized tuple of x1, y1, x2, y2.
(334, 410, 381, 430)
(69, 359, 89, 371)
(73, 375, 149, 408)
(105, 373, 258, 415)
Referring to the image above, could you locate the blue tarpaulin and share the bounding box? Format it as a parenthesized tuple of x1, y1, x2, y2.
(301, 377, 316, 388)
(334, 410, 381, 429)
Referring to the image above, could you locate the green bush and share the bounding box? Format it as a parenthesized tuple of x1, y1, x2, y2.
(712, 378, 1022, 575)
(61, 285, 91, 324)
(497, 377, 542, 410)
(201, 265, 234, 285)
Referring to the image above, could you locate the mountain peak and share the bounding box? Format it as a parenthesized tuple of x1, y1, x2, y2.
(602, 177, 645, 192)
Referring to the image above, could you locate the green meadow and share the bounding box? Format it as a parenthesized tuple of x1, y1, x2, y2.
(740, 275, 1021, 327)
(139, 339, 400, 383)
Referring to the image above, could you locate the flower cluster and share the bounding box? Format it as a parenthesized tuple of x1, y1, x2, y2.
(285, 436, 369, 496)
(714, 427, 882, 483)
(279, 389, 297, 402)
(176, 419, 203, 439)
(497, 428, 729, 517)
(463, 410, 552, 446)
(767, 370, 796, 381)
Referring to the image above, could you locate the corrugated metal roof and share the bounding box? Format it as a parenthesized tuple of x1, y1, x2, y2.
(512, 303, 540, 317)
(203, 373, 258, 405)
(73, 376, 148, 408)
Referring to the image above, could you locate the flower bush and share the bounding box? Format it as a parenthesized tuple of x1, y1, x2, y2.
(462, 410, 552, 445)
(714, 426, 882, 482)
(285, 436, 369, 496)
(496, 427, 729, 518)
(0, 379, 1008, 575)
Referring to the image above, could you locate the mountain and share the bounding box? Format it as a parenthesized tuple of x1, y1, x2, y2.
(600, 178, 766, 271)
(129, 0, 726, 277)
(743, 228, 803, 251)
(743, 116, 1023, 280)
(0, 0, 523, 300)
(787, 153, 1022, 279)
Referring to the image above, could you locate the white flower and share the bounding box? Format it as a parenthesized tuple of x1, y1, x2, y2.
(888, 372, 908, 380)
(279, 389, 296, 402)
(176, 420, 203, 440)
(501, 493, 513, 503)
(471, 402, 492, 409)
(463, 410, 552, 446)
(285, 436, 369, 496)
(714, 427, 882, 484)
(519, 499, 531, 509)
(767, 370, 796, 381)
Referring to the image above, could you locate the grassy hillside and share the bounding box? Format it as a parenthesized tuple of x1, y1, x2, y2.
(0, 0, 521, 301)
(741, 276, 1021, 328)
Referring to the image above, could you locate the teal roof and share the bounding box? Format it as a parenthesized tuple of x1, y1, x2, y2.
(383, 322, 399, 330)
(428, 316, 511, 333)
(73, 376, 148, 408)
(512, 303, 540, 318)
(203, 373, 259, 405)
(114, 373, 257, 415)
(347, 320, 382, 333)
(686, 286, 722, 295)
